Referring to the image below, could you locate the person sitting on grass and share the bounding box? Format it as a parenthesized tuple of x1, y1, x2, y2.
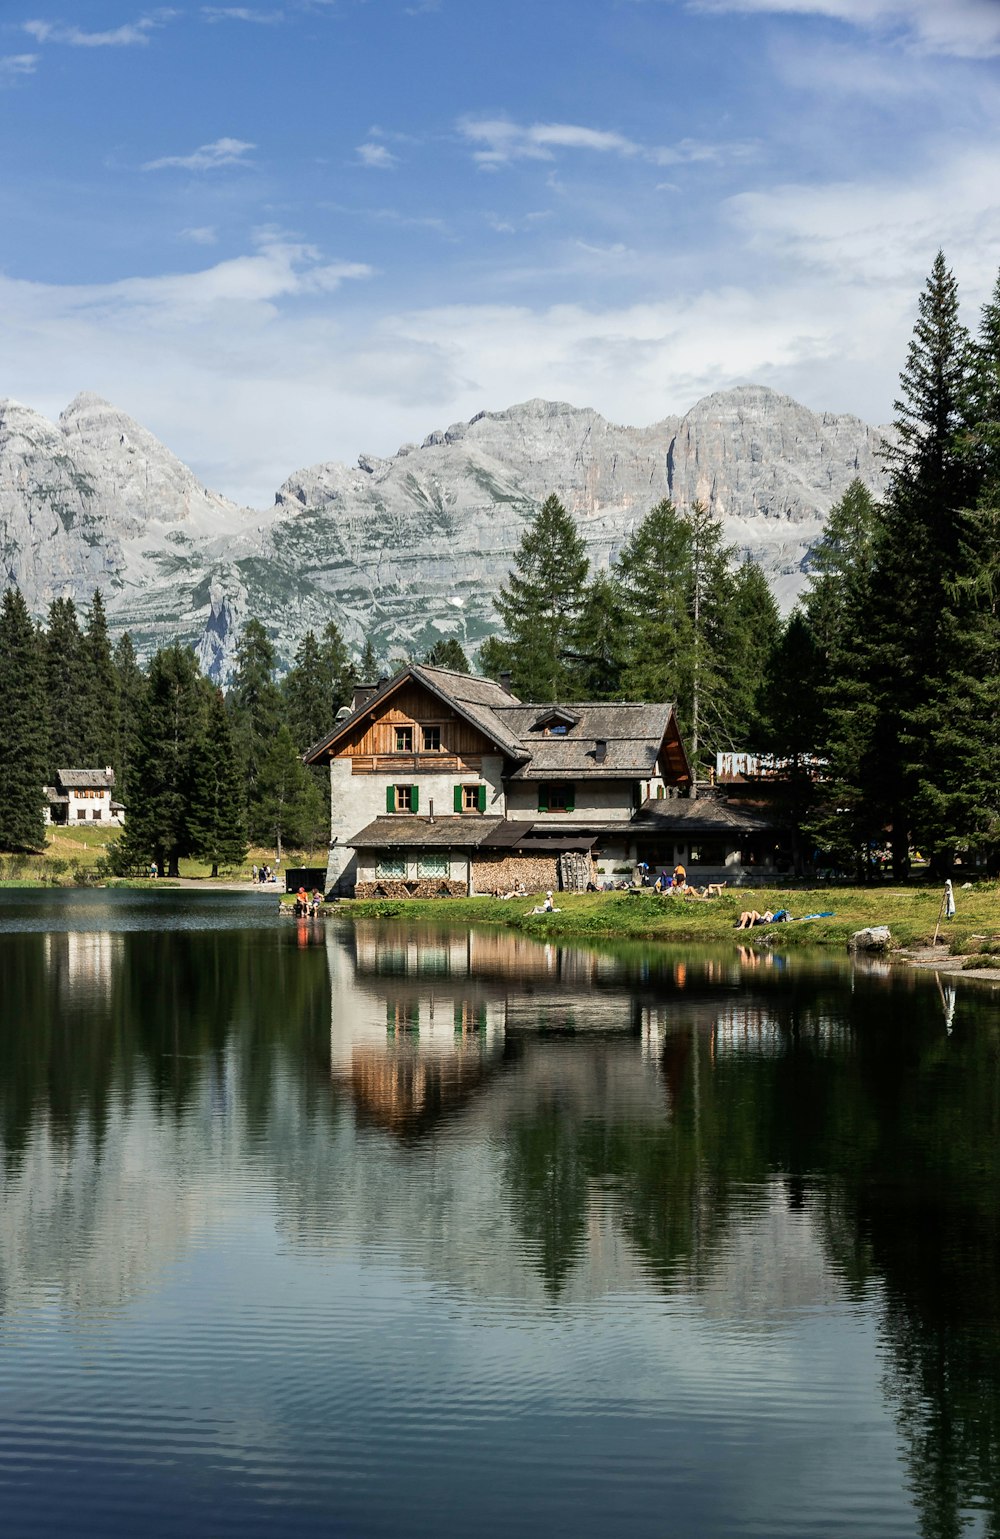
(735, 909, 774, 929)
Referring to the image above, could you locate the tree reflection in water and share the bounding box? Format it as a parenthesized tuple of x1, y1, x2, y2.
(0, 901, 998, 1535)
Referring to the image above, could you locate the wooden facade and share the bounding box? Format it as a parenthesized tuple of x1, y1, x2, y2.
(319, 685, 497, 767)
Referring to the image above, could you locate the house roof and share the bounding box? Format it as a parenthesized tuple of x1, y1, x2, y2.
(494, 702, 680, 779)
(346, 816, 597, 853)
(303, 663, 690, 785)
(348, 815, 507, 850)
(303, 664, 529, 765)
(631, 795, 779, 836)
(56, 769, 114, 790)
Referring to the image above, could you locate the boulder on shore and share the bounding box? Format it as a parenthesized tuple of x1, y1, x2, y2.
(848, 925, 892, 952)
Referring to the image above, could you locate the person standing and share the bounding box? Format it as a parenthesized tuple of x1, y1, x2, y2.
(945, 878, 956, 919)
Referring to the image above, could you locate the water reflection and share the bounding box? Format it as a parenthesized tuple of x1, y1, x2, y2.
(0, 895, 999, 1538)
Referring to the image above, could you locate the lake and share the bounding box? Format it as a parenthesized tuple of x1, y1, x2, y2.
(1, 889, 998, 1538)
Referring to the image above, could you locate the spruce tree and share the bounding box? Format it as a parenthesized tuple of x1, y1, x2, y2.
(358, 639, 379, 679)
(189, 687, 247, 876)
(0, 587, 46, 850)
(493, 493, 590, 699)
(123, 644, 206, 876)
(615, 499, 693, 708)
(566, 572, 629, 700)
(80, 590, 119, 768)
(44, 597, 90, 779)
(113, 633, 146, 804)
(720, 557, 782, 749)
(228, 619, 281, 831)
(254, 724, 325, 858)
(423, 638, 471, 674)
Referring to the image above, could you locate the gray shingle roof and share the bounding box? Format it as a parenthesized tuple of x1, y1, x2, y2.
(303, 664, 529, 765)
(494, 702, 677, 778)
(348, 815, 507, 850)
(56, 769, 114, 790)
(631, 795, 778, 835)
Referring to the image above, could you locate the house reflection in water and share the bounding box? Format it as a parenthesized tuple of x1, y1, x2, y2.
(43, 930, 122, 1003)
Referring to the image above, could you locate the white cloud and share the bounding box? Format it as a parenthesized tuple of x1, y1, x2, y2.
(689, 0, 1000, 58)
(2, 145, 997, 506)
(201, 6, 284, 20)
(143, 137, 256, 171)
(0, 53, 39, 81)
(356, 141, 399, 170)
(23, 15, 169, 47)
(180, 226, 220, 245)
(459, 117, 756, 169)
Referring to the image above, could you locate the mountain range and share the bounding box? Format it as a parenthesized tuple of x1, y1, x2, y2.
(0, 384, 891, 681)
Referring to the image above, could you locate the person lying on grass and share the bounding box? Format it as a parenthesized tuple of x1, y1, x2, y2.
(735, 908, 790, 929)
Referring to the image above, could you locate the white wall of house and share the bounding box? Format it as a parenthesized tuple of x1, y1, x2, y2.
(326, 753, 505, 895)
(505, 778, 642, 822)
(355, 850, 471, 886)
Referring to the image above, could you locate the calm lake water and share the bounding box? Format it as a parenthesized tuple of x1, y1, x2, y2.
(1, 890, 999, 1539)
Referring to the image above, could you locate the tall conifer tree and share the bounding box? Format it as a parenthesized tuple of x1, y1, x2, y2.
(228, 619, 281, 829)
(493, 493, 589, 699)
(189, 687, 247, 876)
(123, 644, 206, 876)
(0, 587, 46, 850)
(81, 590, 119, 768)
(44, 597, 89, 779)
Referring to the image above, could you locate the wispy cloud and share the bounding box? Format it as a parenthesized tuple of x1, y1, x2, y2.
(23, 14, 170, 47)
(201, 6, 284, 21)
(0, 53, 39, 82)
(689, 0, 1000, 58)
(143, 137, 256, 171)
(356, 141, 398, 169)
(459, 117, 756, 169)
(180, 226, 220, 245)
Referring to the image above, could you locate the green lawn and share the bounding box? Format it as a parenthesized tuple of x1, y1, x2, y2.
(347, 884, 1000, 954)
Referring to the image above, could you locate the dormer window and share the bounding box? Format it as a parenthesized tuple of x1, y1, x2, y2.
(530, 707, 580, 735)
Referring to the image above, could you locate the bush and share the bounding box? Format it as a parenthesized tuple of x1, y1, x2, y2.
(93, 840, 148, 879)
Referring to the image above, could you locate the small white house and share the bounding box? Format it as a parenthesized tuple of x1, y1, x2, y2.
(43, 768, 125, 827)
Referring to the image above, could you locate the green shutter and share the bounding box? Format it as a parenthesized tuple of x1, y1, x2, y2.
(386, 785, 395, 813)
(411, 785, 419, 814)
(454, 784, 463, 813)
(565, 784, 575, 814)
(538, 784, 548, 813)
(477, 784, 487, 813)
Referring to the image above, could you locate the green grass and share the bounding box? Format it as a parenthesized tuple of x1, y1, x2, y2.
(347, 884, 1000, 952)
(1, 830, 327, 887)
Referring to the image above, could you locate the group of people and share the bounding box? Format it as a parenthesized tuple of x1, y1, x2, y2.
(292, 887, 323, 918)
(252, 863, 278, 885)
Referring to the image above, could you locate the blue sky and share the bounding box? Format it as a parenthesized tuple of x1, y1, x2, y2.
(2, 0, 999, 504)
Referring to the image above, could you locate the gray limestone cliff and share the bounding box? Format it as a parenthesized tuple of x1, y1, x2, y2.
(0, 385, 891, 681)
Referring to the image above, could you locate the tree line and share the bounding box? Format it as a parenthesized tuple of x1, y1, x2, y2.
(477, 252, 1000, 875)
(2, 251, 997, 877)
(0, 596, 477, 869)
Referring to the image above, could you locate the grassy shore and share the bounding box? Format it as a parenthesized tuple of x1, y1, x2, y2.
(0, 828, 324, 887)
(347, 885, 1000, 956)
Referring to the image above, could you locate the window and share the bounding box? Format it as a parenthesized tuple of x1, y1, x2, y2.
(422, 726, 441, 752)
(547, 724, 568, 736)
(376, 856, 406, 879)
(455, 783, 486, 813)
(538, 783, 574, 813)
(92, 810, 102, 821)
(386, 784, 418, 812)
(76, 809, 86, 820)
(417, 853, 449, 879)
(395, 726, 413, 752)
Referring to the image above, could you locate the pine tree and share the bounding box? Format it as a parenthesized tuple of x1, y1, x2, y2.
(423, 638, 471, 674)
(493, 493, 590, 699)
(719, 557, 782, 750)
(44, 597, 90, 779)
(565, 573, 628, 700)
(189, 687, 248, 876)
(80, 590, 119, 768)
(113, 633, 146, 804)
(0, 587, 46, 850)
(227, 619, 282, 830)
(872, 253, 977, 874)
(123, 644, 207, 876)
(358, 639, 379, 679)
(616, 500, 693, 708)
(254, 724, 325, 858)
